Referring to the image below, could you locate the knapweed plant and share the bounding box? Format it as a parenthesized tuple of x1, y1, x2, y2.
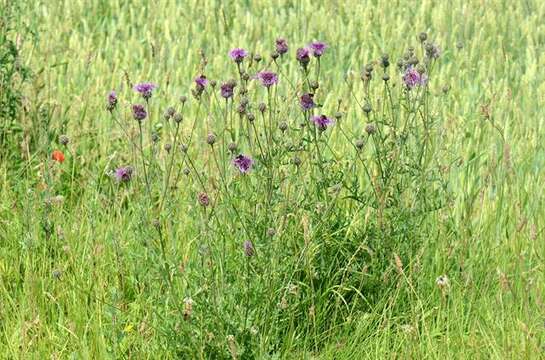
(105, 33, 451, 357)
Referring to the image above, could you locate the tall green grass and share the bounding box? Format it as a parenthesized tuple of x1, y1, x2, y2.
(1, 0, 544, 358)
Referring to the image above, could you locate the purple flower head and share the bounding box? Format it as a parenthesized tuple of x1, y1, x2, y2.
(300, 93, 315, 110)
(133, 82, 157, 100)
(233, 154, 254, 173)
(402, 66, 427, 89)
(229, 48, 248, 63)
(132, 104, 147, 121)
(195, 75, 209, 90)
(114, 166, 133, 182)
(220, 81, 236, 99)
(256, 71, 278, 87)
(107, 90, 117, 111)
(243, 240, 255, 257)
(198, 192, 210, 207)
(296, 47, 311, 66)
(311, 114, 334, 130)
(310, 41, 328, 57)
(275, 38, 289, 55)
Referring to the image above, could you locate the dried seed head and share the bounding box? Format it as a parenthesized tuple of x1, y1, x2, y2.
(416, 64, 426, 75)
(279, 121, 288, 132)
(456, 41, 464, 50)
(271, 51, 279, 60)
(310, 81, 319, 90)
(267, 228, 277, 237)
(365, 63, 374, 73)
(292, 156, 302, 166)
(179, 95, 188, 104)
(334, 112, 343, 120)
(247, 113, 255, 122)
(164, 143, 172, 152)
(151, 132, 160, 143)
(210, 80, 217, 88)
(382, 73, 390, 82)
(442, 85, 450, 94)
(258, 102, 267, 113)
(240, 97, 249, 106)
(206, 133, 216, 145)
(182, 168, 190, 176)
(59, 134, 69, 146)
(436, 275, 450, 289)
(242, 73, 250, 81)
(253, 53, 262, 62)
(52, 269, 62, 280)
(180, 143, 188, 153)
(165, 106, 176, 120)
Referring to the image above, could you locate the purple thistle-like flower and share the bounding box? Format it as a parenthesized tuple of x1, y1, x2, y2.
(233, 154, 254, 173)
(107, 90, 117, 111)
(133, 82, 157, 100)
(275, 38, 288, 55)
(114, 166, 133, 182)
(402, 66, 427, 89)
(256, 71, 278, 87)
(132, 104, 147, 121)
(195, 75, 209, 90)
(300, 93, 315, 110)
(243, 240, 255, 257)
(198, 192, 210, 207)
(229, 48, 248, 63)
(310, 41, 328, 57)
(311, 114, 334, 130)
(220, 81, 236, 99)
(296, 47, 311, 66)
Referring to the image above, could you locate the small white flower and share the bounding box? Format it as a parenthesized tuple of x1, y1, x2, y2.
(436, 275, 450, 288)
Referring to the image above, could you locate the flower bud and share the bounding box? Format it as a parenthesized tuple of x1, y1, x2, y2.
(419, 32, 428, 42)
(247, 113, 255, 122)
(243, 240, 255, 257)
(365, 123, 376, 135)
(254, 54, 262, 62)
(179, 95, 187, 104)
(228, 142, 238, 153)
(173, 113, 183, 123)
(355, 139, 365, 150)
(206, 133, 216, 145)
(258, 102, 267, 113)
(279, 121, 288, 132)
(164, 143, 172, 152)
(363, 103, 372, 114)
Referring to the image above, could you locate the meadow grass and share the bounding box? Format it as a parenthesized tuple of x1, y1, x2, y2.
(1, 0, 544, 358)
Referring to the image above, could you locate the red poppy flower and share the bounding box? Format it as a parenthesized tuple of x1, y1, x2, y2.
(51, 150, 65, 163)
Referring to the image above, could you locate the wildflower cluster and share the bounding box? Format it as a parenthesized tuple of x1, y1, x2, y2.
(103, 32, 449, 356)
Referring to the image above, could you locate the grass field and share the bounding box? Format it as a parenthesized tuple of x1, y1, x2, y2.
(1, 0, 544, 358)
